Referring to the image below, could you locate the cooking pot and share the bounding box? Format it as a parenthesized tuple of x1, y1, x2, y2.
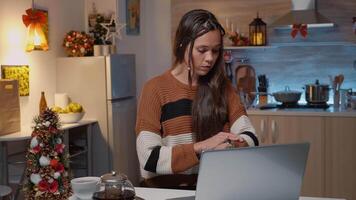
(271, 86, 302, 104)
(304, 79, 330, 104)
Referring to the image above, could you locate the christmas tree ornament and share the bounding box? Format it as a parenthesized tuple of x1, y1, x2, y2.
(24, 108, 72, 199)
(30, 173, 42, 184)
(30, 137, 39, 148)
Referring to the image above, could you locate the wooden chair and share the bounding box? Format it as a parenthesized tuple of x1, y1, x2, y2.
(0, 185, 12, 200)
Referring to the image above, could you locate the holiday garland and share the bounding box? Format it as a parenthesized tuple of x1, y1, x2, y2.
(24, 109, 72, 199)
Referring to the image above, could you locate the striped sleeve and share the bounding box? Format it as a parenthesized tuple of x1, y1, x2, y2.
(226, 83, 259, 146)
(136, 131, 199, 174)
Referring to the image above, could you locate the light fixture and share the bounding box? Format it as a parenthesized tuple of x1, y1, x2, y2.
(22, 0, 48, 52)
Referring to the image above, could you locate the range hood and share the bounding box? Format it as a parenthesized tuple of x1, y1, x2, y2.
(272, 0, 335, 29)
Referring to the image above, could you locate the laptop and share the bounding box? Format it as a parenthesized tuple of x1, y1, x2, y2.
(169, 143, 310, 200)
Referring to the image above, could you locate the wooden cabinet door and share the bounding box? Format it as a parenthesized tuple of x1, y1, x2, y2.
(248, 115, 270, 145)
(268, 116, 325, 197)
(325, 117, 356, 200)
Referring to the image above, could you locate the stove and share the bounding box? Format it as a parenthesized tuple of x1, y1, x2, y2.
(278, 102, 329, 109)
(259, 102, 329, 110)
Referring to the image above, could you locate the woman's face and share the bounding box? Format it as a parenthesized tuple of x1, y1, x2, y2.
(185, 29, 222, 77)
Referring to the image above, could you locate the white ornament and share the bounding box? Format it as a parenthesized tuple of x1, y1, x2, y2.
(40, 143, 44, 147)
(39, 155, 50, 166)
(56, 138, 62, 144)
(48, 178, 54, 183)
(30, 137, 39, 148)
(30, 173, 42, 184)
(54, 172, 61, 179)
(43, 121, 51, 127)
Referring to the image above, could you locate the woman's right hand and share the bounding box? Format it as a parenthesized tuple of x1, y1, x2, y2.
(193, 132, 239, 154)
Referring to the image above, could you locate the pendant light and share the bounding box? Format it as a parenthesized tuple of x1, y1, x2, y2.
(22, 0, 49, 52)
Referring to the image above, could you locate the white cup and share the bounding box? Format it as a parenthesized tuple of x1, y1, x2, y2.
(71, 176, 100, 199)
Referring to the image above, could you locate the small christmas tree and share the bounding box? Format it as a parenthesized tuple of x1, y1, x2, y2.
(24, 109, 72, 199)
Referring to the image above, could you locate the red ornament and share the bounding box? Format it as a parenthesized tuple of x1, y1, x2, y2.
(32, 145, 41, 154)
(55, 163, 65, 173)
(49, 180, 59, 193)
(291, 24, 308, 38)
(55, 143, 65, 154)
(38, 180, 49, 192)
(50, 159, 59, 169)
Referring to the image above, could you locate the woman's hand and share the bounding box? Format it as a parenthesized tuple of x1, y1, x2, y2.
(193, 132, 240, 154)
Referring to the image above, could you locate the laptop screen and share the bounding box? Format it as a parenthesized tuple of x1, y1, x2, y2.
(194, 143, 309, 200)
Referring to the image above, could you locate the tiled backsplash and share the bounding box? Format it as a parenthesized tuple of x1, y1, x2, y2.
(231, 45, 356, 103)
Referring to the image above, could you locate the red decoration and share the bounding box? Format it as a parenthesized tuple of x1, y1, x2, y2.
(31, 145, 41, 154)
(291, 24, 308, 38)
(49, 180, 59, 193)
(38, 180, 49, 192)
(50, 159, 59, 168)
(55, 143, 65, 154)
(22, 8, 47, 27)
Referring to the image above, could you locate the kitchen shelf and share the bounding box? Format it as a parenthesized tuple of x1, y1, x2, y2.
(225, 42, 356, 50)
(69, 149, 88, 159)
(224, 46, 275, 50)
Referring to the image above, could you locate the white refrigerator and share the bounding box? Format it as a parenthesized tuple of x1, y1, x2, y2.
(56, 54, 139, 185)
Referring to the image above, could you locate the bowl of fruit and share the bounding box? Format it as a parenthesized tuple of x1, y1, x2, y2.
(52, 102, 85, 124)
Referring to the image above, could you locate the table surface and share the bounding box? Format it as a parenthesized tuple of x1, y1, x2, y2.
(0, 119, 97, 142)
(69, 187, 346, 200)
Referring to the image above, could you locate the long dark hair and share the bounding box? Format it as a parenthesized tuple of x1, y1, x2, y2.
(173, 9, 228, 141)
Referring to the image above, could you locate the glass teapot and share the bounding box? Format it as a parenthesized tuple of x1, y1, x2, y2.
(93, 171, 135, 200)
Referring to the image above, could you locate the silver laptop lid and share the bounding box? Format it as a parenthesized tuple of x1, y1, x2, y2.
(195, 143, 310, 200)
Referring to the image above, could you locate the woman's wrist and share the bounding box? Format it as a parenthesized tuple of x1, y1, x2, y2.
(193, 142, 204, 154)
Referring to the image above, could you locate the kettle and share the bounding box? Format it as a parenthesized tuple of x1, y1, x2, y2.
(93, 171, 135, 200)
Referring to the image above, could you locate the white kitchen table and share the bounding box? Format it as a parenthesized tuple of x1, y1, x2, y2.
(69, 187, 345, 200)
(0, 119, 97, 185)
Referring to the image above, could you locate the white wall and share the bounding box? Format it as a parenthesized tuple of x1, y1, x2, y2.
(117, 0, 172, 96)
(0, 0, 85, 129)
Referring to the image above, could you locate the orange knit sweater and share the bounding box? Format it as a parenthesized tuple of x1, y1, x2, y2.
(136, 70, 257, 182)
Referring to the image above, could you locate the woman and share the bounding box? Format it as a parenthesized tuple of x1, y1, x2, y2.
(136, 9, 258, 189)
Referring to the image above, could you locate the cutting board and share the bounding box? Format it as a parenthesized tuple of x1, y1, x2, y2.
(235, 65, 256, 104)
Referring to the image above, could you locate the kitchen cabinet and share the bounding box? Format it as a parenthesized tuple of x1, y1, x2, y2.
(62, 122, 94, 178)
(325, 117, 356, 200)
(249, 115, 325, 197)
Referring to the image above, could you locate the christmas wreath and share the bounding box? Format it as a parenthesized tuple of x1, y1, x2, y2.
(63, 31, 94, 57)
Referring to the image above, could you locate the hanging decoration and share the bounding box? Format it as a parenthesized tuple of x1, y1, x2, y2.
(290, 24, 308, 38)
(22, 0, 49, 52)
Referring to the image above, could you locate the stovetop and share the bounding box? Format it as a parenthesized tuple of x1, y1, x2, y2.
(259, 103, 330, 110)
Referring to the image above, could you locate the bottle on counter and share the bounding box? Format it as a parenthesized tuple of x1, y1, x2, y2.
(39, 91, 47, 115)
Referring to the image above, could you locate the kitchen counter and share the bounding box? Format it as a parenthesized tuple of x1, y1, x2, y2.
(0, 119, 97, 185)
(0, 119, 97, 142)
(247, 106, 356, 117)
(69, 187, 346, 200)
